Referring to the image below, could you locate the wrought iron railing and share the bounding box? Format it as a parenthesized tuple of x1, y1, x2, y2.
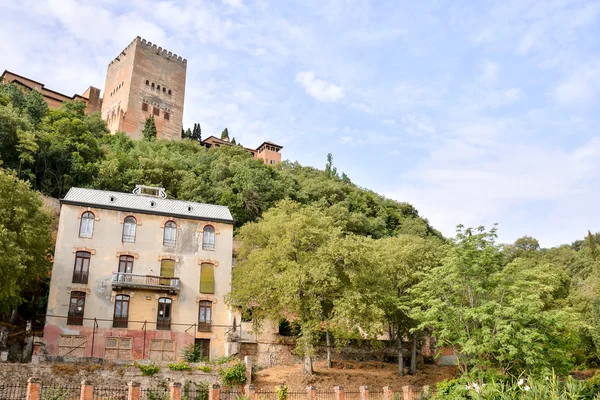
(112, 317, 128, 328)
(111, 273, 180, 292)
(156, 317, 171, 330)
(67, 312, 84, 326)
(72, 271, 89, 284)
(122, 234, 136, 243)
(197, 321, 212, 332)
(202, 242, 215, 251)
(163, 238, 176, 247)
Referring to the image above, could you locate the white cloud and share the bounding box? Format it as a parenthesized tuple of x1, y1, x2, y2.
(295, 71, 344, 102)
(222, 0, 244, 9)
(553, 65, 600, 105)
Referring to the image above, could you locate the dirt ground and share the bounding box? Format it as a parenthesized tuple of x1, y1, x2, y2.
(253, 361, 457, 390)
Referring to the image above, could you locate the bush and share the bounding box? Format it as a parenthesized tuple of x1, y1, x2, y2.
(276, 385, 288, 400)
(182, 344, 209, 363)
(183, 382, 208, 400)
(135, 361, 160, 376)
(219, 362, 247, 387)
(168, 361, 192, 371)
(213, 355, 236, 365)
(199, 365, 213, 373)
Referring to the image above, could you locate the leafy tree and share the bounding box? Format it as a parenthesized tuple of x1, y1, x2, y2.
(0, 169, 53, 316)
(584, 230, 598, 260)
(412, 225, 580, 375)
(325, 153, 337, 178)
(0, 103, 33, 172)
(142, 115, 157, 141)
(221, 128, 229, 140)
(192, 122, 202, 141)
(231, 137, 237, 145)
(183, 128, 192, 139)
(181, 127, 185, 138)
(24, 89, 48, 126)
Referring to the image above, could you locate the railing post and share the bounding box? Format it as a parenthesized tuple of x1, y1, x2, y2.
(169, 382, 182, 400)
(402, 386, 410, 400)
(245, 385, 256, 400)
(334, 386, 345, 400)
(306, 386, 317, 400)
(209, 384, 220, 400)
(244, 356, 253, 384)
(128, 382, 141, 400)
(360, 386, 369, 400)
(80, 380, 94, 400)
(382, 386, 392, 400)
(26, 377, 41, 400)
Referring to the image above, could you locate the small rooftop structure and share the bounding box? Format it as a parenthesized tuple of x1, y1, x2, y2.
(61, 187, 234, 223)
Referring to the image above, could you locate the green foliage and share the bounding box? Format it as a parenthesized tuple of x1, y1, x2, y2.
(221, 128, 229, 140)
(219, 362, 246, 387)
(182, 344, 209, 363)
(135, 361, 160, 376)
(199, 365, 212, 373)
(0, 170, 53, 315)
(278, 318, 301, 336)
(167, 361, 192, 371)
(41, 387, 68, 400)
(147, 390, 168, 400)
(276, 385, 288, 400)
(143, 115, 157, 140)
(213, 355, 236, 365)
(183, 382, 209, 400)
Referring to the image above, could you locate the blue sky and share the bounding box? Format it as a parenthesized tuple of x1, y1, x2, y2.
(2, 0, 600, 246)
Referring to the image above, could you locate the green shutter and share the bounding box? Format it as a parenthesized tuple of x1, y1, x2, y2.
(160, 260, 175, 277)
(200, 264, 214, 294)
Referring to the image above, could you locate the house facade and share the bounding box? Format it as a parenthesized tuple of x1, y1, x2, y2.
(43, 186, 235, 361)
(201, 136, 283, 165)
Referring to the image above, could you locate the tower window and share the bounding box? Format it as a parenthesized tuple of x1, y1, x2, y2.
(153, 107, 160, 116)
(146, 80, 149, 85)
(168, 90, 172, 95)
(142, 102, 148, 111)
(164, 112, 170, 120)
(151, 83, 155, 89)
(162, 87, 166, 93)
(157, 85, 160, 90)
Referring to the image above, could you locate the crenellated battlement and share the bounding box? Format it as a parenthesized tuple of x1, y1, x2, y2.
(108, 36, 187, 67)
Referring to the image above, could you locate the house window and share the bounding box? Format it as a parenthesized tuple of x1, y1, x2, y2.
(149, 339, 175, 361)
(113, 295, 130, 328)
(118, 255, 134, 274)
(157, 85, 160, 90)
(160, 259, 175, 286)
(157, 298, 172, 330)
(122, 217, 137, 242)
(198, 301, 212, 332)
(202, 225, 215, 250)
(142, 102, 149, 111)
(199, 263, 214, 294)
(105, 337, 132, 360)
(79, 211, 95, 238)
(58, 335, 86, 357)
(163, 221, 176, 247)
(72, 251, 91, 284)
(153, 107, 160, 116)
(164, 112, 170, 120)
(67, 291, 86, 325)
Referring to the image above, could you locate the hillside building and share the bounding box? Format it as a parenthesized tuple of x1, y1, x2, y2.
(202, 136, 283, 165)
(43, 185, 235, 361)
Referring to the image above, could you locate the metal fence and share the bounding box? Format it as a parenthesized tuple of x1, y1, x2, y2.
(219, 389, 243, 400)
(0, 384, 27, 400)
(93, 387, 129, 400)
(286, 391, 307, 400)
(40, 386, 81, 400)
(140, 387, 169, 400)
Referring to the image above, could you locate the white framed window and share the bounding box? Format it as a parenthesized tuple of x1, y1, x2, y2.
(79, 211, 95, 237)
(122, 216, 137, 242)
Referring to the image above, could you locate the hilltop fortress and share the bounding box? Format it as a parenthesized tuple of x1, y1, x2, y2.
(1, 36, 282, 163)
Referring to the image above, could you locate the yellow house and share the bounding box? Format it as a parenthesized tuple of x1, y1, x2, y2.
(43, 185, 235, 361)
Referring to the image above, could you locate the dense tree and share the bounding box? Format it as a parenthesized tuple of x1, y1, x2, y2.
(192, 122, 202, 141)
(221, 128, 229, 140)
(0, 169, 53, 316)
(142, 115, 157, 141)
(231, 137, 237, 145)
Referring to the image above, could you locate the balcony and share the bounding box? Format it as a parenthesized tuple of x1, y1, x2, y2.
(67, 312, 84, 326)
(197, 321, 212, 332)
(72, 271, 89, 284)
(112, 317, 128, 328)
(111, 272, 180, 293)
(157, 317, 171, 330)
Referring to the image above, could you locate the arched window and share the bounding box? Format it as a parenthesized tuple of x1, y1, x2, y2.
(72, 251, 91, 284)
(163, 221, 176, 247)
(118, 255, 134, 274)
(113, 294, 130, 328)
(79, 211, 95, 237)
(198, 301, 212, 331)
(146, 80, 149, 85)
(122, 216, 137, 242)
(67, 291, 86, 325)
(202, 225, 215, 250)
(157, 298, 172, 330)
(162, 87, 166, 93)
(157, 85, 160, 90)
(151, 83, 155, 89)
(168, 90, 172, 95)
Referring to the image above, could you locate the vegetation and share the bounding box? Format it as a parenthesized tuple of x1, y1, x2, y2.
(135, 361, 160, 376)
(198, 365, 212, 373)
(219, 362, 246, 387)
(143, 115, 157, 141)
(182, 344, 208, 363)
(167, 361, 192, 371)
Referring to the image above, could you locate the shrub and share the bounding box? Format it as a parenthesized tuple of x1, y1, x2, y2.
(182, 344, 209, 363)
(183, 382, 208, 400)
(214, 355, 236, 365)
(199, 365, 213, 373)
(276, 385, 288, 400)
(135, 361, 160, 376)
(219, 362, 247, 387)
(168, 361, 192, 371)
(42, 387, 68, 400)
(147, 390, 168, 400)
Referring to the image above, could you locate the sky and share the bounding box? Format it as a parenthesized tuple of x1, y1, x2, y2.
(1, 0, 600, 247)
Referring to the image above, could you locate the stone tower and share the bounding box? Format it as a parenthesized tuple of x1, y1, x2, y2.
(101, 37, 187, 140)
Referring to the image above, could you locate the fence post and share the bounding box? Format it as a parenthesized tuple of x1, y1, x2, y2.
(401, 386, 410, 400)
(360, 386, 369, 400)
(245, 384, 256, 400)
(128, 382, 141, 400)
(422, 386, 430, 397)
(334, 386, 345, 400)
(382, 386, 392, 400)
(80, 380, 94, 400)
(26, 377, 41, 400)
(244, 356, 253, 384)
(209, 384, 220, 400)
(306, 386, 317, 400)
(169, 382, 182, 400)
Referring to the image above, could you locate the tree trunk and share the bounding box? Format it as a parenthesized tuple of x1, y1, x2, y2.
(409, 332, 417, 375)
(10, 309, 17, 325)
(303, 339, 314, 375)
(397, 334, 404, 376)
(326, 330, 332, 368)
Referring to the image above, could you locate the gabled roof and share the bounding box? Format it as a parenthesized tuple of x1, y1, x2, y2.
(61, 187, 234, 224)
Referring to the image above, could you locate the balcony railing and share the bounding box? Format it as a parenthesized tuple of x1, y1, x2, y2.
(72, 271, 89, 284)
(163, 239, 176, 247)
(67, 312, 84, 326)
(111, 272, 180, 293)
(197, 321, 212, 332)
(157, 317, 171, 330)
(122, 235, 135, 243)
(112, 317, 128, 328)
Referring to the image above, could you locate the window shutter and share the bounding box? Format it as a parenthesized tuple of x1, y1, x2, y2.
(200, 264, 214, 294)
(160, 260, 175, 278)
